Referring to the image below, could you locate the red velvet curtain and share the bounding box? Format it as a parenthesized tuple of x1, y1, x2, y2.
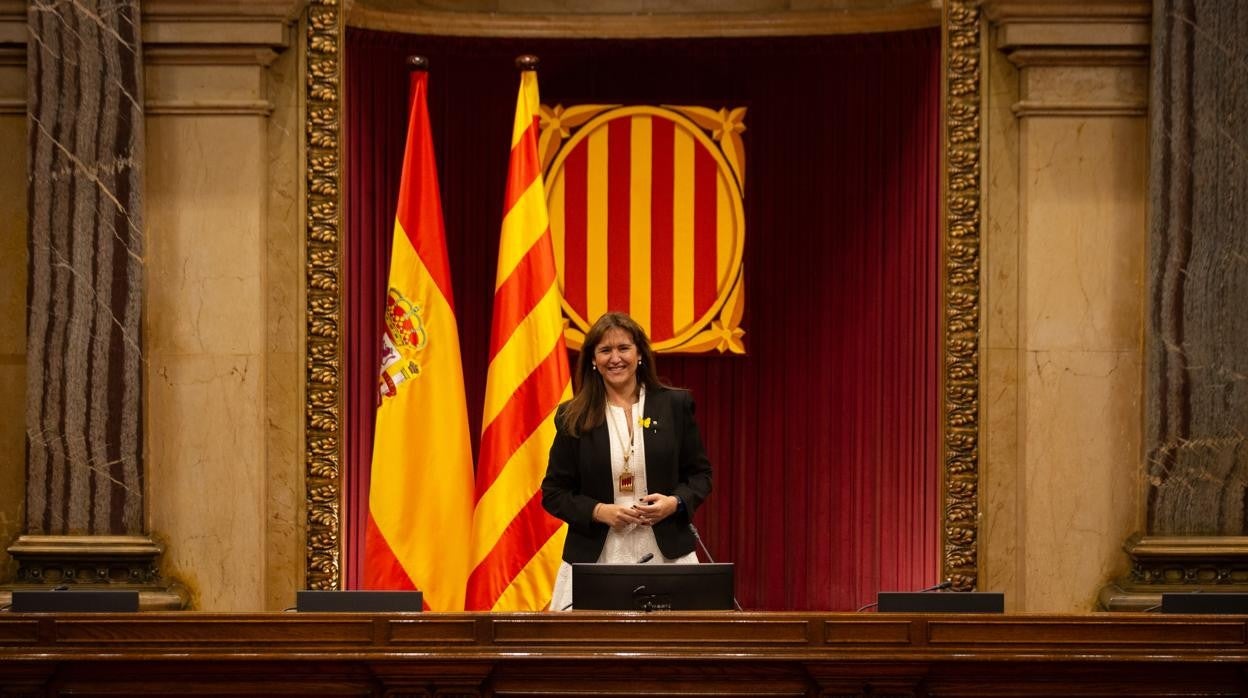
(344, 28, 941, 611)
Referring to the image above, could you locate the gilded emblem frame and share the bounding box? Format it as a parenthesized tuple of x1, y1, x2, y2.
(303, 1, 982, 593)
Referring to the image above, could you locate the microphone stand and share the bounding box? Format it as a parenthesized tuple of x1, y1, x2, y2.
(690, 523, 742, 611)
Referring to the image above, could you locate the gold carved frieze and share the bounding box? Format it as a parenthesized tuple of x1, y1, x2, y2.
(304, 0, 343, 591)
(942, 0, 982, 592)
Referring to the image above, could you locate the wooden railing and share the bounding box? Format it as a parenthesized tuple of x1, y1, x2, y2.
(1, 612, 1247, 696)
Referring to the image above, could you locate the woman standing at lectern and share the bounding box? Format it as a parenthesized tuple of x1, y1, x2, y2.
(542, 311, 713, 611)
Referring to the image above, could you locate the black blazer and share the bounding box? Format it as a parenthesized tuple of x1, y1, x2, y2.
(541, 387, 713, 563)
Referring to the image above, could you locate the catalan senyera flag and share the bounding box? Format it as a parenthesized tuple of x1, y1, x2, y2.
(364, 69, 475, 611)
(466, 65, 572, 611)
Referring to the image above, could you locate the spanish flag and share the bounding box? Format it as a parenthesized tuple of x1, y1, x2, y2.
(364, 66, 475, 611)
(467, 59, 572, 611)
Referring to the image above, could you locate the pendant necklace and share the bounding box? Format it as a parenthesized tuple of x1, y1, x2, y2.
(614, 402, 636, 493)
(610, 386, 645, 494)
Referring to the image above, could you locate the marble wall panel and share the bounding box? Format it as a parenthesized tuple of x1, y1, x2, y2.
(145, 111, 269, 609)
(980, 0, 1149, 610)
(146, 64, 267, 106)
(980, 29, 1022, 608)
(263, 350, 301, 610)
(263, 38, 303, 610)
(144, 117, 267, 357)
(1020, 117, 1146, 354)
(1021, 349, 1141, 610)
(1014, 110, 1146, 610)
(1023, 65, 1149, 107)
(982, 347, 1020, 606)
(146, 353, 265, 610)
(137, 1, 301, 608)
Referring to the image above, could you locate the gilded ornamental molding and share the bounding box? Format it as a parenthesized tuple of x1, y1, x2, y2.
(347, 3, 940, 38)
(942, 0, 982, 592)
(304, 0, 343, 591)
(307, 1, 986, 594)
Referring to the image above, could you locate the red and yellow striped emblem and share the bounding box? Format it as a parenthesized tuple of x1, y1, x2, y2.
(541, 105, 747, 353)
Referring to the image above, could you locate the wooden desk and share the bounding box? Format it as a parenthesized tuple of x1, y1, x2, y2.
(1, 612, 1246, 696)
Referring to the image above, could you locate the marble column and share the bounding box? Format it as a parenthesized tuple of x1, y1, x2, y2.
(3, 0, 305, 610)
(980, 0, 1150, 611)
(4, 0, 183, 605)
(25, 0, 145, 537)
(1101, 0, 1248, 608)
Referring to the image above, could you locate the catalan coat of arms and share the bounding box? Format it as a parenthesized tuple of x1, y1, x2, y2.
(540, 104, 746, 354)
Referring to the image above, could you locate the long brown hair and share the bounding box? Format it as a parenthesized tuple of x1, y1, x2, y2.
(560, 312, 670, 437)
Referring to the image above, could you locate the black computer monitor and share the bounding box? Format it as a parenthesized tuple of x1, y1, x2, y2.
(572, 563, 735, 611)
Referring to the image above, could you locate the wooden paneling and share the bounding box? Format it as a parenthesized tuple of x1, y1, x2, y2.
(1, 612, 1247, 696)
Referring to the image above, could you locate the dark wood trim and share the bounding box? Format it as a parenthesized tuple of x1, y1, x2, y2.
(1, 613, 1247, 696)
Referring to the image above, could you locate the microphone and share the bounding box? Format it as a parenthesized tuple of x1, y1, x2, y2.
(689, 523, 716, 563)
(689, 523, 742, 611)
(856, 580, 953, 611)
(637, 552, 654, 564)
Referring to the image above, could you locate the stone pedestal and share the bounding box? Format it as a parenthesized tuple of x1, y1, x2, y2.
(1100, 535, 1248, 612)
(2, 535, 185, 610)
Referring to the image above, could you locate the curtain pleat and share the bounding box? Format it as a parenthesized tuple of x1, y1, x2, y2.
(344, 28, 941, 610)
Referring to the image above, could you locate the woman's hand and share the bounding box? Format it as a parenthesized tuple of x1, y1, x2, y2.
(592, 503, 646, 529)
(631, 494, 678, 525)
